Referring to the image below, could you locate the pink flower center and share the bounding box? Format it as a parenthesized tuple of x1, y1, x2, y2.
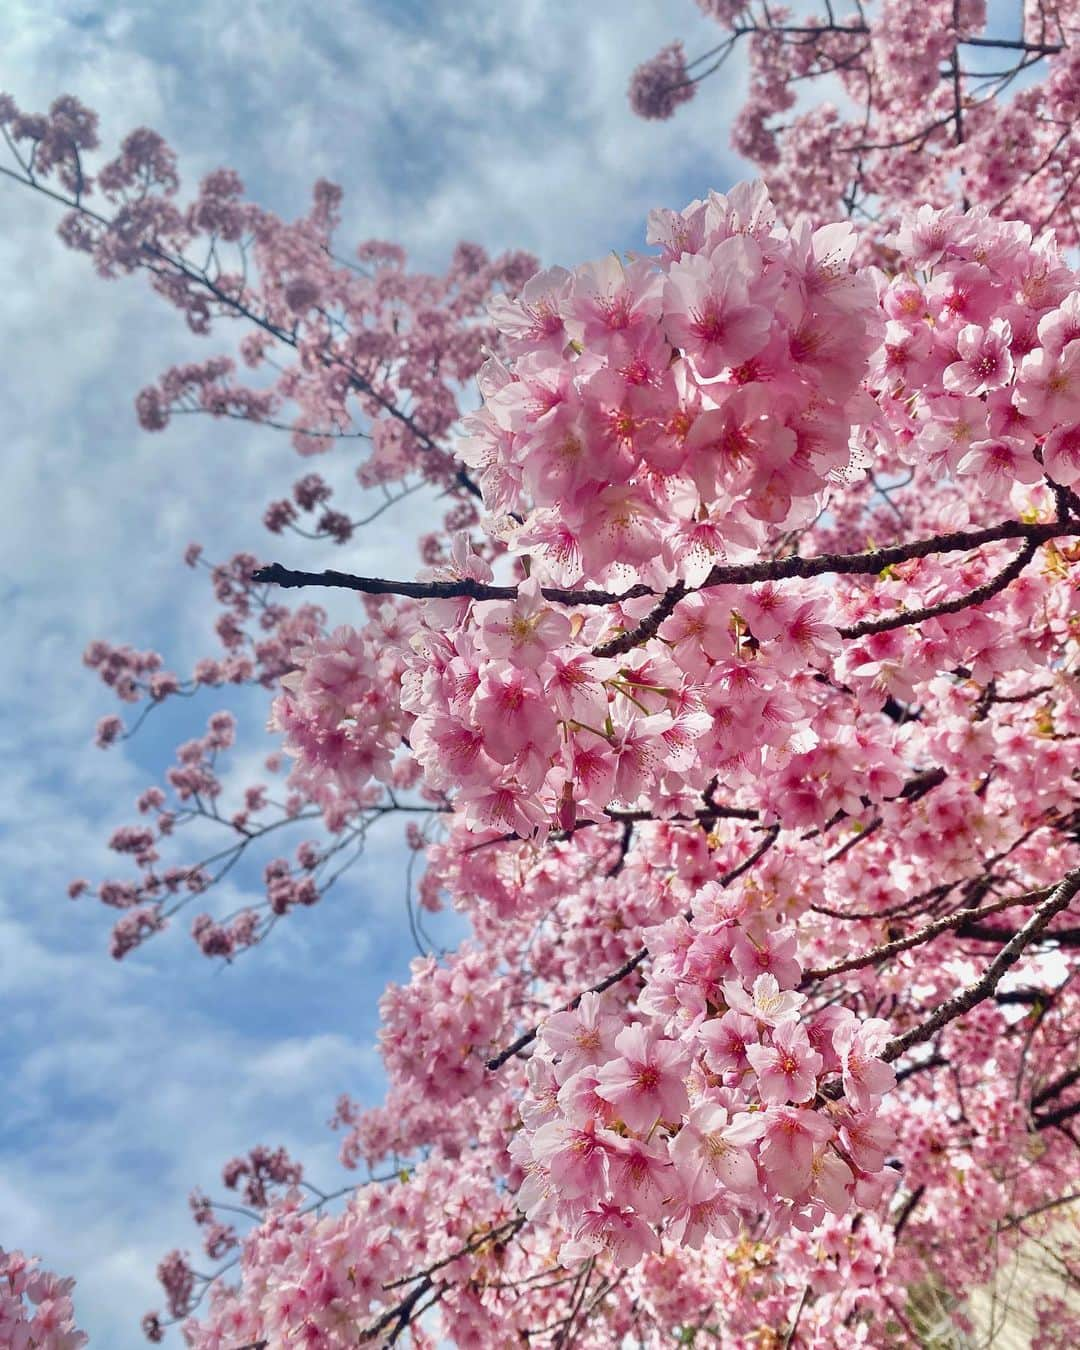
(636, 1065, 660, 1092)
(974, 353, 999, 379)
(689, 302, 727, 345)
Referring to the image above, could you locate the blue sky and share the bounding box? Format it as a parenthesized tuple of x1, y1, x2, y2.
(0, 2, 745, 1344)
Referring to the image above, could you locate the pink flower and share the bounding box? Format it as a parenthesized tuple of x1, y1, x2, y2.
(628, 42, 697, 121)
(557, 1066, 619, 1127)
(540, 992, 619, 1079)
(838, 1110, 895, 1173)
(471, 668, 557, 766)
(545, 653, 609, 725)
(665, 1167, 738, 1248)
(565, 1203, 660, 1267)
(669, 1102, 764, 1192)
(594, 1022, 690, 1131)
(731, 928, 802, 989)
(832, 1017, 895, 1112)
(567, 736, 617, 812)
(955, 436, 1042, 496)
(895, 203, 962, 269)
(738, 580, 800, 642)
(529, 1116, 609, 1199)
(487, 265, 571, 355)
(474, 577, 572, 669)
(1014, 339, 1080, 429)
(664, 235, 773, 379)
(565, 255, 661, 343)
(1035, 292, 1080, 356)
(698, 1010, 758, 1076)
(806, 1006, 852, 1075)
(758, 1107, 835, 1198)
(577, 484, 663, 575)
(458, 781, 549, 836)
(810, 1147, 855, 1215)
(746, 1020, 823, 1105)
(723, 973, 806, 1027)
(608, 714, 672, 804)
(604, 1133, 676, 1219)
(942, 319, 1013, 395)
(659, 590, 738, 663)
(774, 601, 841, 665)
(1043, 422, 1080, 486)
(869, 319, 932, 387)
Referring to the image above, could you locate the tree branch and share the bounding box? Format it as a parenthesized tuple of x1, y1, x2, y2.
(836, 537, 1039, 640)
(593, 582, 687, 657)
(802, 883, 1057, 983)
(253, 519, 1074, 610)
(882, 867, 1080, 1063)
(251, 561, 649, 607)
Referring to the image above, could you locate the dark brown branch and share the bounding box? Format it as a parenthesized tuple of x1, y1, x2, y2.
(895, 1052, 946, 1085)
(251, 561, 649, 607)
(825, 815, 884, 863)
(485, 948, 651, 1071)
(837, 538, 1039, 640)
(802, 884, 1056, 983)
(253, 520, 1075, 608)
(892, 1183, 926, 1239)
(362, 1217, 526, 1342)
(606, 802, 760, 824)
(882, 867, 1080, 1063)
(817, 765, 947, 865)
(1032, 1064, 1080, 1111)
(1034, 1098, 1080, 1131)
(361, 1276, 444, 1344)
(957, 921, 1080, 947)
(994, 988, 1049, 1005)
(1003, 1192, 1080, 1231)
(961, 36, 1063, 54)
(604, 820, 635, 878)
(593, 582, 687, 658)
(461, 800, 762, 856)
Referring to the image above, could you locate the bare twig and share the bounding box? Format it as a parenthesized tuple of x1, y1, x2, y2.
(802, 883, 1057, 983)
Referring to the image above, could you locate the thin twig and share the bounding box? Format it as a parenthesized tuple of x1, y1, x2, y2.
(802, 883, 1057, 983)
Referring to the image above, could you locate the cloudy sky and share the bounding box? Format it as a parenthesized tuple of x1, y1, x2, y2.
(0, 2, 748, 1343)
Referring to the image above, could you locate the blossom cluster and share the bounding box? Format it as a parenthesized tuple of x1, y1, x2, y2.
(0, 1248, 87, 1350)
(466, 181, 879, 584)
(269, 187, 1080, 851)
(511, 883, 895, 1268)
(378, 946, 514, 1107)
(271, 600, 420, 817)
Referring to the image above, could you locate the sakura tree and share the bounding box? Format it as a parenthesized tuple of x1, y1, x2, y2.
(4, 60, 1080, 1350)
